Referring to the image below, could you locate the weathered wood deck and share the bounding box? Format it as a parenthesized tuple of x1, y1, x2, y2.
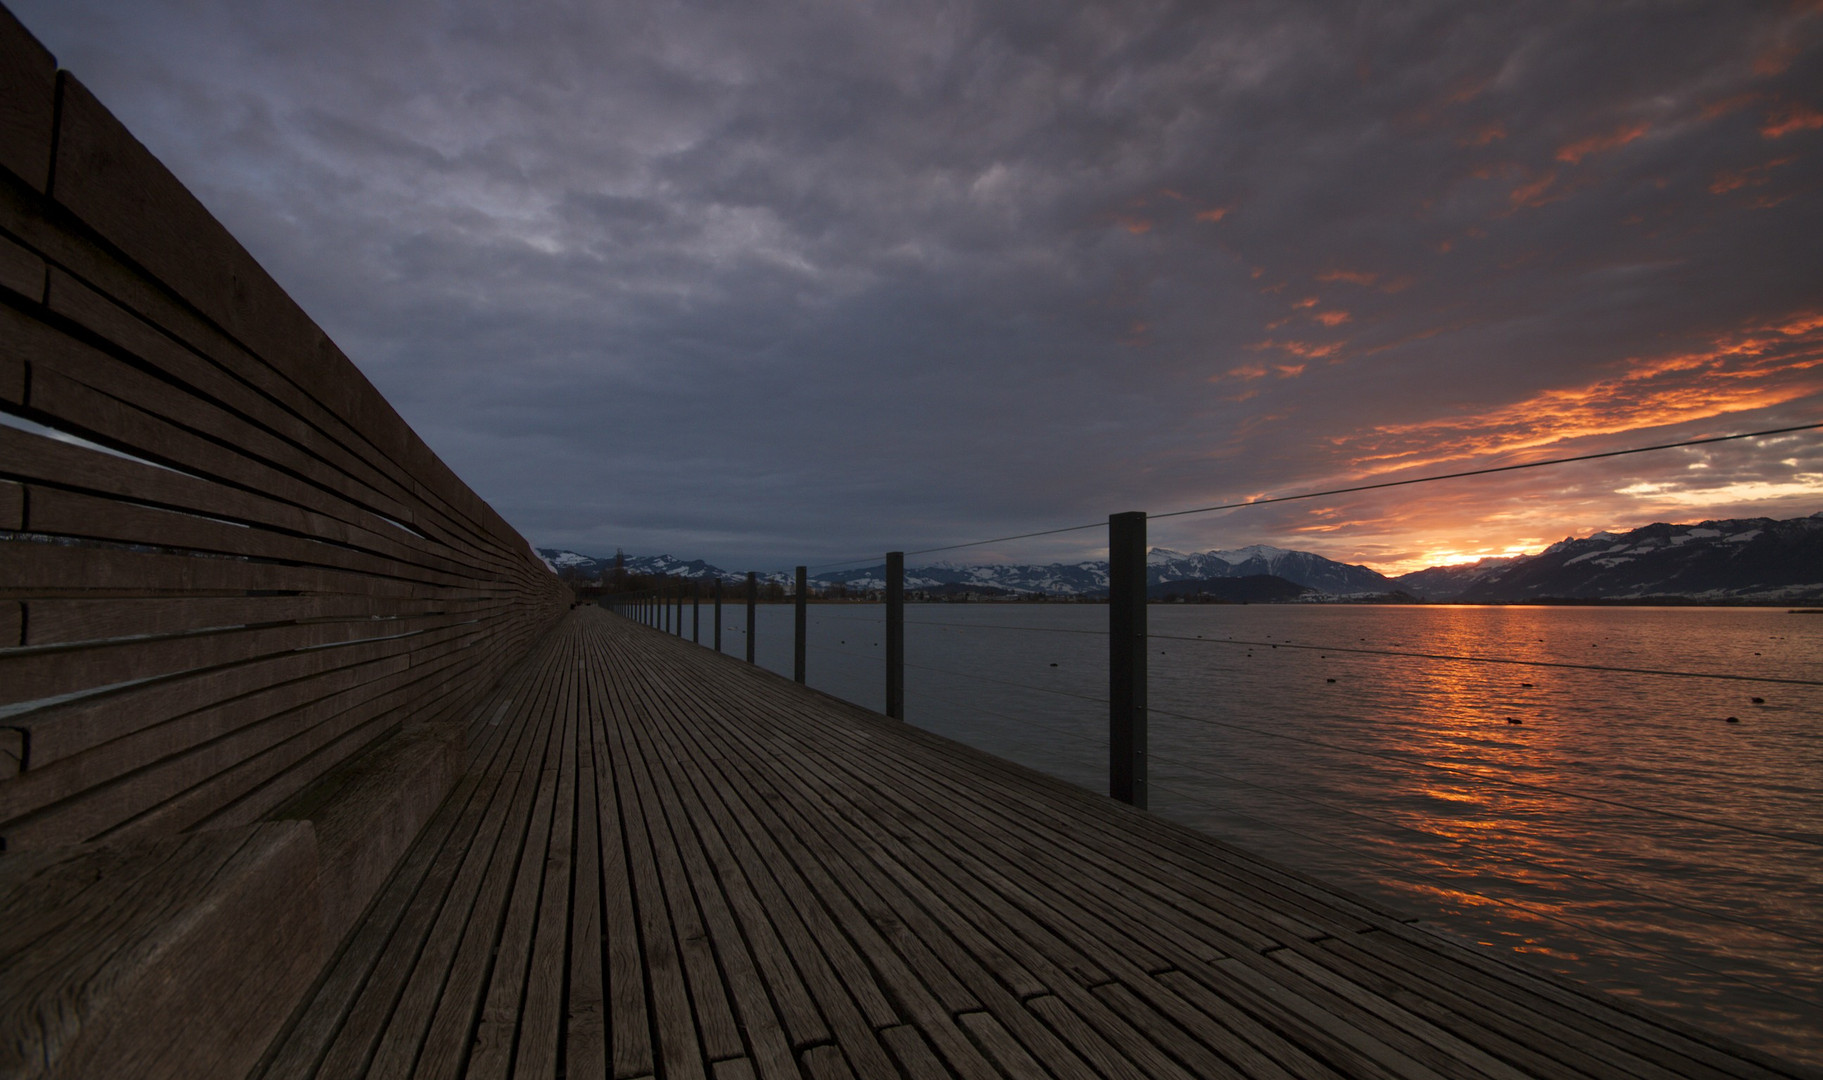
(253, 607, 1808, 1080)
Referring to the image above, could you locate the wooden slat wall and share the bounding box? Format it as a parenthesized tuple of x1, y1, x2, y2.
(0, 7, 570, 854)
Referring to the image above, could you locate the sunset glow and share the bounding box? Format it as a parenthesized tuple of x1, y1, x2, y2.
(19, 0, 1818, 574)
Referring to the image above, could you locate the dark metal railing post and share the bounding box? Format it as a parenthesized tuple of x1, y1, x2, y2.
(745, 571, 757, 664)
(885, 551, 904, 720)
(676, 592, 683, 637)
(1109, 511, 1147, 808)
(662, 585, 670, 633)
(714, 579, 723, 652)
(794, 565, 808, 684)
(693, 586, 700, 643)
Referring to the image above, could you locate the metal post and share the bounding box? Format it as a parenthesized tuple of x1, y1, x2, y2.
(794, 566, 808, 683)
(693, 587, 700, 643)
(745, 572, 758, 663)
(1109, 511, 1147, 808)
(676, 592, 683, 637)
(714, 580, 723, 652)
(885, 551, 904, 720)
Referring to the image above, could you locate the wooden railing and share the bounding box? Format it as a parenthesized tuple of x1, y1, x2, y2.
(0, 7, 569, 1076)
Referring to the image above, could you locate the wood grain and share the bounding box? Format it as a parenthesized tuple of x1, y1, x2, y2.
(254, 609, 1809, 1080)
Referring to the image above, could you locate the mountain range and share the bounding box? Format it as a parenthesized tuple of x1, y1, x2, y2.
(539, 512, 1823, 603)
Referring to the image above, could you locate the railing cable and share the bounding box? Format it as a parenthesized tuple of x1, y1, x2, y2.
(1150, 633, 1823, 688)
(1148, 703, 1823, 849)
(1150, 777, 1823, 1011)
(804, 420, 1820, 569)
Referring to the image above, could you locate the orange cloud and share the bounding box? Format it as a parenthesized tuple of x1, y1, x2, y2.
(1709, 156, 1794, 194)
(1762, 103, 1823, 138)
(1458, 122, 1507, 147)
(1226, 363, 1269, 380)
(1116, 215, 1153, 234)
(1555, 122, 1650, 164)
(1700, 93, 1764, 121)
(1248, 338, 1346, 361)
(1335, 310, 1823, 475)
(1753, 44, 1800, 76)
(1314, 310, 1351, 326)
(1293, 296, 1319, 308)
(1194, 206, 1231, 223)
(1275, 363, 1307, 378)
(1509, 170, 1557, 208)
(1317, 269, 1377, 287)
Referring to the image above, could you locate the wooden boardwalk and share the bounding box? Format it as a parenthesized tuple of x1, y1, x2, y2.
(254, 608, 1809, 1080)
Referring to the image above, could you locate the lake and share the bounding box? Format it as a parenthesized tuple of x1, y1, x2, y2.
(691, 601, 1823, 1065)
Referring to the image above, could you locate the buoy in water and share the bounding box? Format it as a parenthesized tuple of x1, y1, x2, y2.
(1506, 717, 1522, 724)
(1326, 678, 1336, 683)
(1725, 716, 1740, 723)
(1751, 696, 1765, 704)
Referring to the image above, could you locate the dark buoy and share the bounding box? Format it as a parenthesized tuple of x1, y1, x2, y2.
(1049, 662, 1058, 667)
(1725, 716, 1740, 723)
(1521, 682, 1534, 688)
(1751, 696, 1765, 704)
(1506, 717, 1522, 724)
(1326, 678, 1336, 683)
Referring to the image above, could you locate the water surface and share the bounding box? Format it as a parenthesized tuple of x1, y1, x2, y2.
(704, 602, 1823, 1065)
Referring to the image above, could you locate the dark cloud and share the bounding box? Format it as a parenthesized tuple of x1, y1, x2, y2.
(13, 0, 1821, 572)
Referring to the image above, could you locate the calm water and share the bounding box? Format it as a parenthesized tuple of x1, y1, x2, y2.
(700, 601, 1823, 1065)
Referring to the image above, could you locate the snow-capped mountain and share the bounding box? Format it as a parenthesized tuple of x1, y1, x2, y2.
(1149, 546, 1394, 596)
(1391, 557, 1518, 601)
(540, 513, 1822, 602)
(538, 544, 1392, 597)
(1398, 514, 1823, 602)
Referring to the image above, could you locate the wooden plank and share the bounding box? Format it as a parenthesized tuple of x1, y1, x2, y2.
(0, 325, 20, 404)
(1352, 926, 1765, 1080)
(0, 822, 324, 1080)
(353, 634, 568, 1080)
(280, 721, 464, 944)
(799, 1044, 853, 1080)
(466, 653, 574, 1080)
(595, 646, 804, 1080)
(0, 727, 21, 782)
(50, 73, 351, 441)
(0, 606, 479, 708)
(13, 610, 503, 771)
(587, 668, 653, 1080)
(1303, 933, 1624, 1080)
(657, 662, 1168, 1080)
(42, 267, 465, 555)
(605, 655, 909, 1074)
(0, 4, 56, 193)
(0, 477, 21, 529)
(565, 665, 608, 1080)
(279, 633, 564, 1080)
(601, 658, 711, 1080)
(21, 477, 474, 590)
(0, 598, 19, 649)
(0, 536, 497, 602)
(0, 228, 45, 299)
(639, 708, 1007, 1080)
(718, 652, 1370, 954)
(250, 773, 478, 1080)
(1091, 979, 1303, 1080)
(24, 592, 493, 648)
(609, 636, 1106, 1080)
(405, 631, 573, 1080)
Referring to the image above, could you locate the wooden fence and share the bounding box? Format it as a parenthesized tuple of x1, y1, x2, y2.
(0, 7, 569, 1076)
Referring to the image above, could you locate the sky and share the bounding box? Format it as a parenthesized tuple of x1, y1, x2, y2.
(12, 0, 1822, 575)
